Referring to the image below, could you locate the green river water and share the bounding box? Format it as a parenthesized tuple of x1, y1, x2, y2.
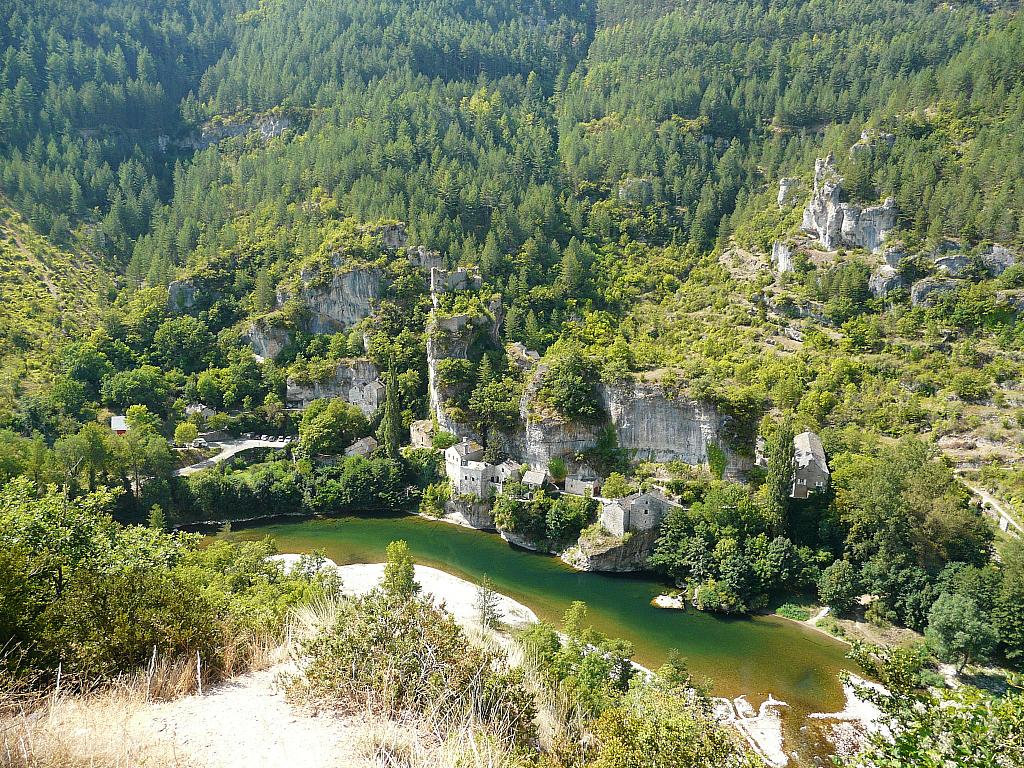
(232, 512, 855, 764)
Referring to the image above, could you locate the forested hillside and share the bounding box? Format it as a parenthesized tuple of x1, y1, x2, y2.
(2, 1, 1024, 765)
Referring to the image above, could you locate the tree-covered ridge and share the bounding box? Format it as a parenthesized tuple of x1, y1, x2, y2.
(0, 0, 245, 254)
(195, 0, 594, 114)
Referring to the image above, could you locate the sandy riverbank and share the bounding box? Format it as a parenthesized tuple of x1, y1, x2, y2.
(271, 554, 538, 629)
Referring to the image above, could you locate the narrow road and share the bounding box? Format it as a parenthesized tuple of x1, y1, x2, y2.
(174, 437, 293, 476)
(956, 473, 1022, 538)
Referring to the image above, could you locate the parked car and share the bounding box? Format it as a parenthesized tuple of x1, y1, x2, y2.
(191, 438, 208, 449)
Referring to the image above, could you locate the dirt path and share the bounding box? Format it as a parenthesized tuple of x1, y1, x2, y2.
(140, 666, 365, 768)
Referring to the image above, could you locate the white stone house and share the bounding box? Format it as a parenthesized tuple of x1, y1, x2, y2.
(185, 403, 216, 419)
(791, 431, 830, 499)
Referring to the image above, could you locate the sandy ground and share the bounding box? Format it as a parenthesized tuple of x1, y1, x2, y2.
(140, 665, 364, 768)
(132, 559, 536, 768)
(271, 555, 538, 629)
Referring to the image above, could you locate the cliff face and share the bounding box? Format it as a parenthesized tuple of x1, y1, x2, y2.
(513, 370, 750, 478)
(285, 358, 383, 415)
(600, 382, 728, 465)
(244, 319, 292, 361)
(425, 300, 501, 441)
(801, 155, 896, 253)
(283, 265, 384, 334)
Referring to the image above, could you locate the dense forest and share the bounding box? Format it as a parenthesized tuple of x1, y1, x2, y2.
(3, 0, 1024, 765)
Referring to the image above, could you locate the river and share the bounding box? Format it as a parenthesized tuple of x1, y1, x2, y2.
(231, 512, 855, 764)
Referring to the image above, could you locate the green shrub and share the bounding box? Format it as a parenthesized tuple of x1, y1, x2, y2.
(776, 603, 811, 621)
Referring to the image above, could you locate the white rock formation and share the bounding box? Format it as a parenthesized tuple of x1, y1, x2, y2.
(514, 369, 751, 479)
(279, 264, 383, 334)
(777, 177, 799, 208)
(243, 319, 292, 361)
(911, 277, 960, 306)
(868, 265, 904, 297)
(982, 245, 1017, 276)
(771, 241, 793, 273)
(801, 154, 896, 253)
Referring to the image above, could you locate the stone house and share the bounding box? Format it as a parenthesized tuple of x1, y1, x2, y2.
(444, 438, 486, 495)
(521, 469, 551, 491)
(410, 419, 435, 448)
(344, 436, 379, 458)
(791, 431, 830, 499)
(599, 490, 679, 537)
(507, 342, 541, 371)
(185, 403, 216, 419)
(564, 466, 602, 497)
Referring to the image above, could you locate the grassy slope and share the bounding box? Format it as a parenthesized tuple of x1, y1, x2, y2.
(0, 204, 111, 406)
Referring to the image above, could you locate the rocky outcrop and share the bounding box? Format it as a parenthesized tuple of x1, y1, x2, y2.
(244, 319, 292, 361)
(771, 241, 793, 274)
(280, 264, 383, 334)
(911, 277, 960, 306)
(849, 129, 895, 157)
(601, 381, 747, 473)
(285, 358, 383, 415)
(777, 178, 799, 208)
(982, 245, 1017, 276)
(868, 265, 905, 297)
(179, 113, 292, 150)
(934, 253, 971, 277)
(426, 309, 495, 441)
(801, 154, 896, 253)
(561, 529, 660, 572)
(883, 243, 908, 267)
(167, 279, 200, 313)
(618, 177, 654, 205)
(444, 496, 496, 530)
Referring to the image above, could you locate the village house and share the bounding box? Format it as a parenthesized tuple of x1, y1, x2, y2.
(507, 342, 541, 371)
(599, 489, 679, 537)
(185, 403, 216, 419)
(564, 466, 602, 497)
(521, 469, 551, 492)
(791, 431, 830, 499)
(110, 415, 128, 435)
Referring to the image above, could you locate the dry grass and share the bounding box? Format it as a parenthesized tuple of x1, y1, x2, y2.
(354, 713, 531, 768)
(1, 684, 186, 768)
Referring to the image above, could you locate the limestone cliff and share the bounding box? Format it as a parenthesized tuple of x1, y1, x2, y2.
(801, 154, 896, 253)
(513, 368, 750, 479)
(285, 358, 383, 415)
(244, 319, 292, 361)
(278, 263, 383, 334)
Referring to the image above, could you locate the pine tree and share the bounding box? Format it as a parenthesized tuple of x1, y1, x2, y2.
(382, 540, 419, 599)
(377, 361, 402, 461)
(148, 504, 167, 531)
(475, 574, 501, 629)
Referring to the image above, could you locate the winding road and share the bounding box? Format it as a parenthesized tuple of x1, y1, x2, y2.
(174, 437, 294, 477)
